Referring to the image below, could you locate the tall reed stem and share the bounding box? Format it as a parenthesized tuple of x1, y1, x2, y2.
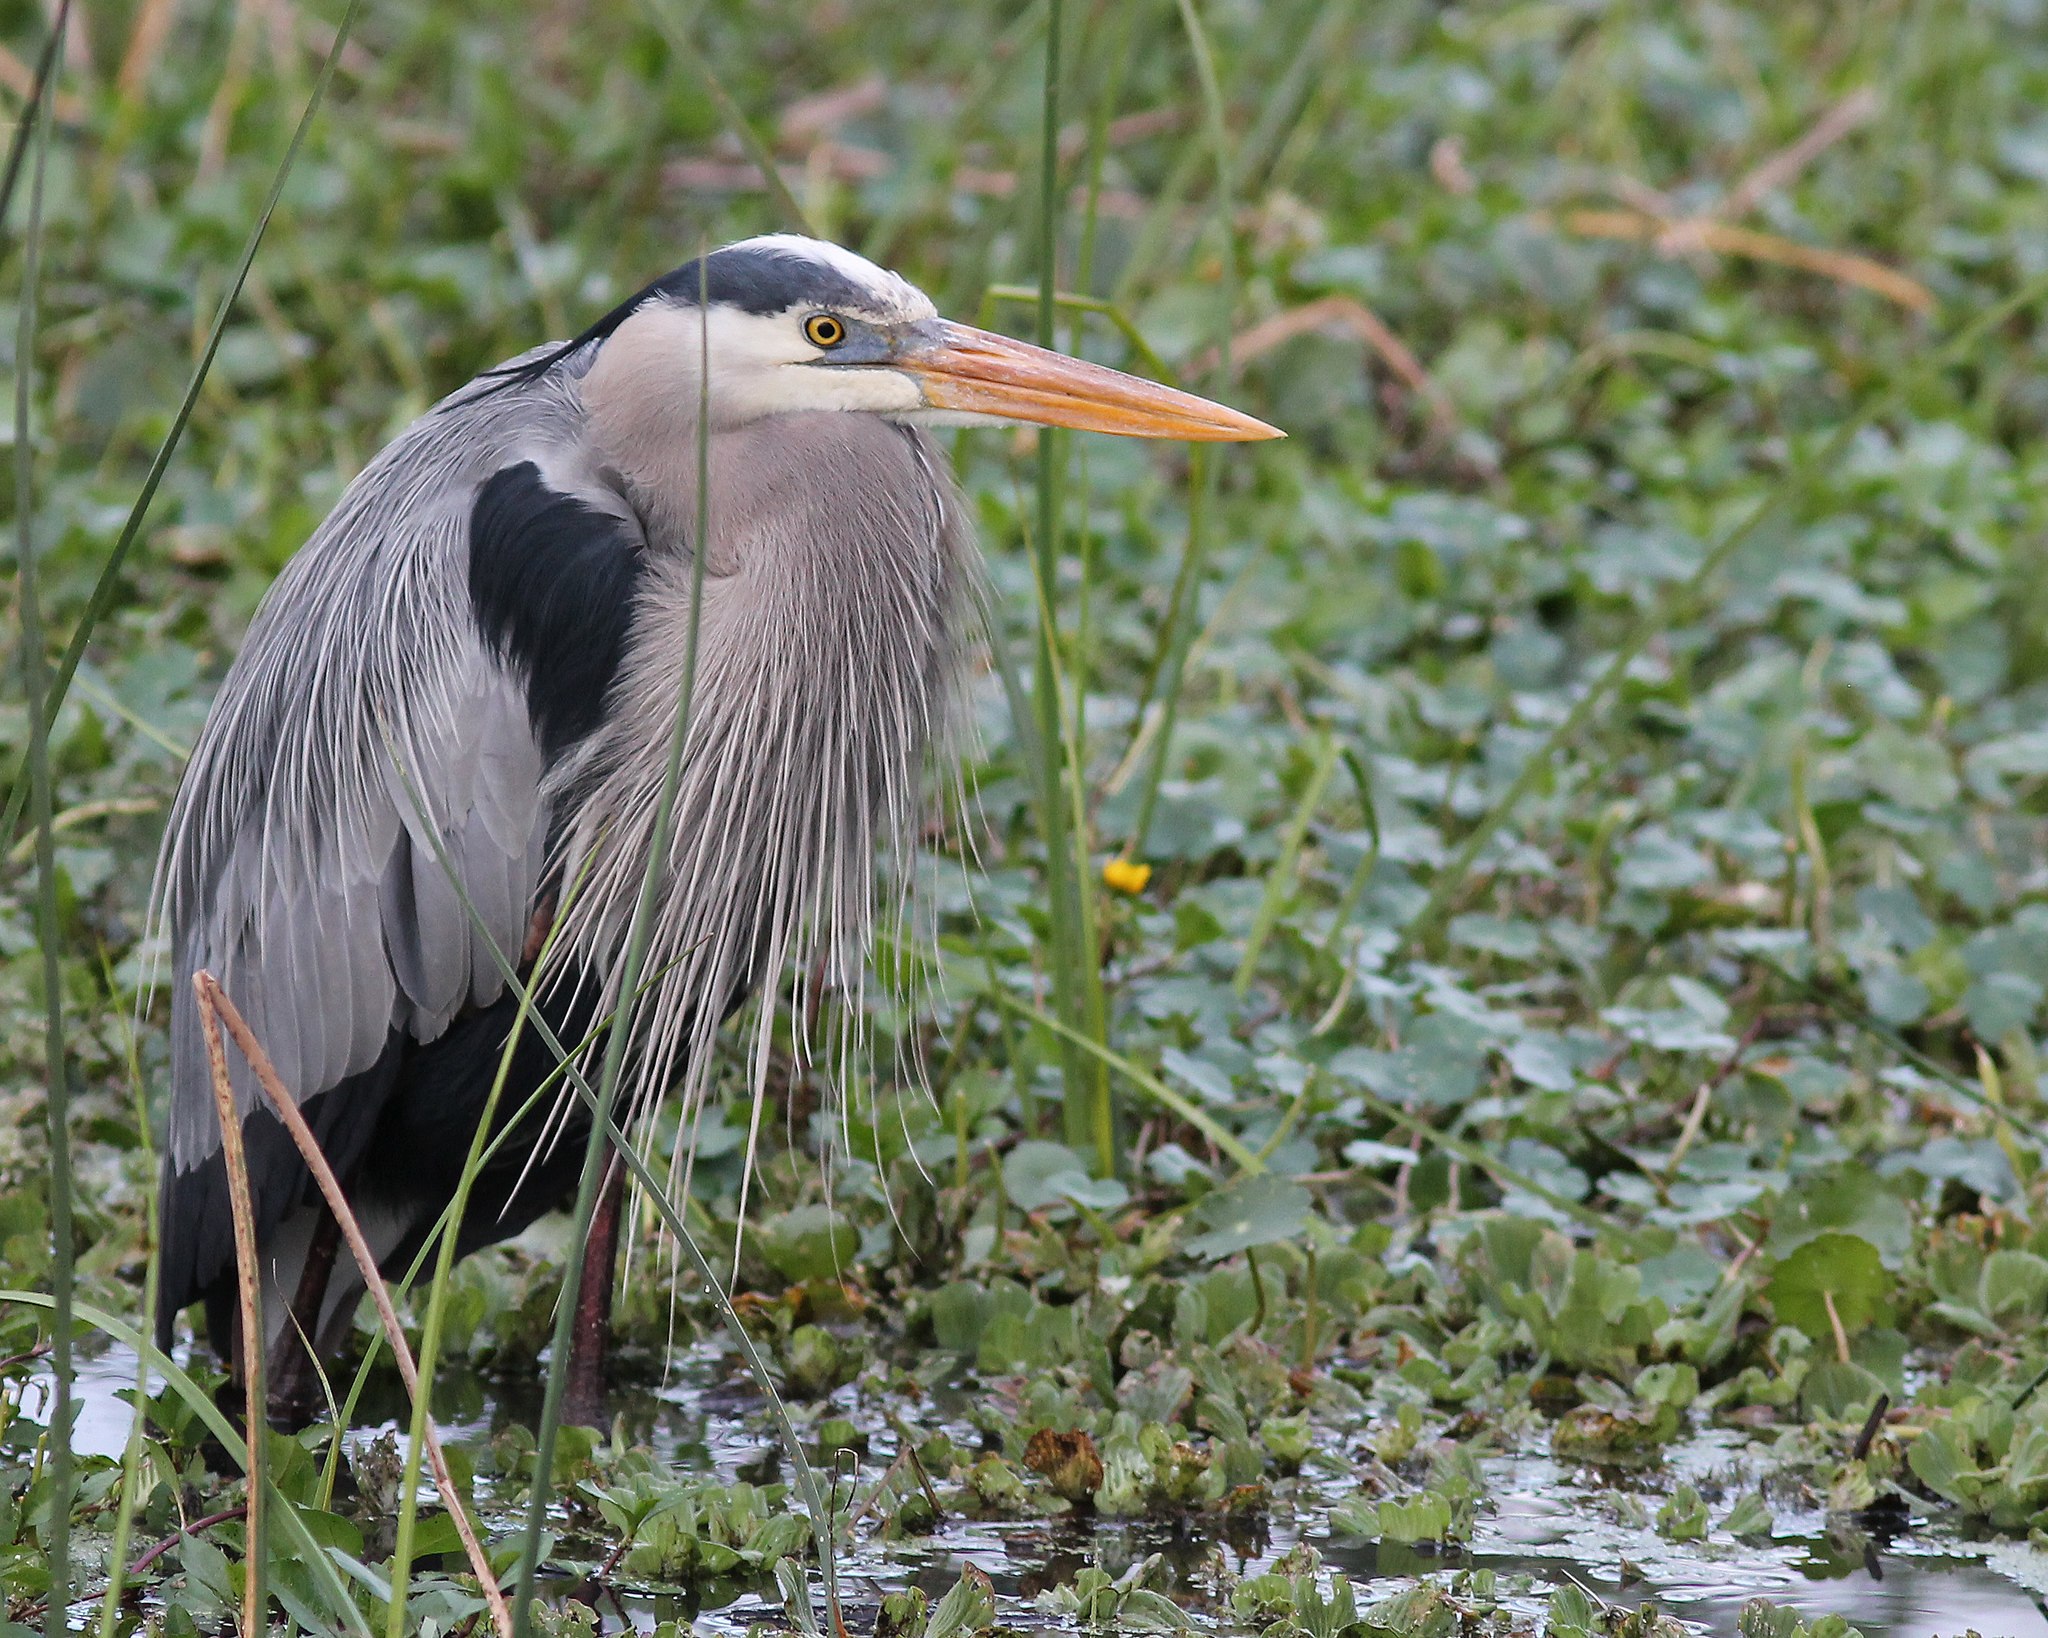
(1134, 0, 1237, 858)
(13, 9, 72, 1625)
(1028, 0, 1114, 1172)
(513, 249, 717, 1638)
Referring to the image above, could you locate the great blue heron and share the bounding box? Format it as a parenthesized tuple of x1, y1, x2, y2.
(154, 233, 1277, 1424)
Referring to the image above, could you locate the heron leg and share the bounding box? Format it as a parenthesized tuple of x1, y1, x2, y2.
(563, 1152, 625, 1429)
(267, 1203, 341, 1428)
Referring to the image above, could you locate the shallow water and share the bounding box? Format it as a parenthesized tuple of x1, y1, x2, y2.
(41, 1341, 2048, 1637)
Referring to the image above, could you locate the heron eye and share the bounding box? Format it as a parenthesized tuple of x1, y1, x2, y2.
(804, 314, 847, 349)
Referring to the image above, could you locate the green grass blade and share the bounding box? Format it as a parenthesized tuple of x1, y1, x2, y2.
(0, 0, 69, 254)
(0, 1294, 377, 1638)
(636, 0, 816, 237)
(1347, 1091, 1612, 1234)
(382, 721, 847, 1625)
(983, 986, 1261, 1173)
(1131, 0, 1238, 857)
(513, 245, 733, 1638)
(1233, 0, 1357, 195)
(95, 958, 159, 1638)
(1316, 748, 1383, 997)
(1234, 730, 1338, 995)
(385, 885, 573, 1632)
(1018, 0, 1110, 1168)
(13, 10, 72, 1625)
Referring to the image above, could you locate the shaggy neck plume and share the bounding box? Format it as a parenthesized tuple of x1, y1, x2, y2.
(541, 408, 971, 1169)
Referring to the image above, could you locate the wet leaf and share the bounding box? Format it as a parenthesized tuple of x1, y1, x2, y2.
(1182, 1174, 1312, 1261)
(1767, 1234, 1893, 1343)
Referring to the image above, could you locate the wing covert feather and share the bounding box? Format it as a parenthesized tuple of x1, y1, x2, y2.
(156, 367, 609, 1179)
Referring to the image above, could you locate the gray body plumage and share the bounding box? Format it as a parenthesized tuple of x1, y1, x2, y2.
(155, 251, 972, 1349)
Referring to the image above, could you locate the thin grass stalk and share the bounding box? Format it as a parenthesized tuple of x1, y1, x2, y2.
(976, 596, 1053, 1133)
(1318, 747, 1381, 963)
(860, 3, 1048, 279)
(1122, 462, 1203, 774)
(986, 286, 1179, 377)
(561, 1093, 849, 1626)
(1026, 0, 1111, 1169)
(0, 0, 68, 256)
(1347, 1089, 1610, 1232)
(1132, 0, 1237, 857)
(1060, 0, 1143, 726)
(981, 985, 1260, 1171)
(1232, 730, 1337, 995)
(636, 0, 815, 236)
(389, 769, 849, 1629)
(0, 0, 360, 853)
(0, 1293, 375, 1638)
(1063, 697, 1113, 1170)
(12, 12, 73, 1625)
(1397, 262, 2048, 956)
(193, 977, 265, 1638)
(378, 855, 593, 1613)
(1110, 140, 1210, 310)
(96, 987, 157, 1638)
(513, 248, 720, 1638)
(195, 974, 516, 1638)
(1232, 0, 1356, 197)
(386, 875, 579, 1626)
(1063, 1, 1142, 1169)
(299, 848, 662, 1500)
(316, 994, 609, 1508)
(1024, 516, 1112, 1165)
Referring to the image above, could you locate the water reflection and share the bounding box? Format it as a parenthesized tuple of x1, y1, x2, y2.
(31, 1340, 2048, 1638)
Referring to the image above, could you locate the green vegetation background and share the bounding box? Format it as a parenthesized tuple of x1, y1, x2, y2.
(5, 1, 2048, 1635)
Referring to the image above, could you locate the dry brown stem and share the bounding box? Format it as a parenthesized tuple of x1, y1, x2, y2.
(193, 971, 515, 1638)
(194, 975, 264, 1638)
(1204, 294, 1464, 440)
(1557, 208, 1932, 314)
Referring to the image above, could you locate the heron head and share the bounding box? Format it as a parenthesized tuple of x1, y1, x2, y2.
(585, 234, 1281, 442)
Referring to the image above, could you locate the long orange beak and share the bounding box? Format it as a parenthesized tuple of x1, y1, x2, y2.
(905, 322, 1282, 442)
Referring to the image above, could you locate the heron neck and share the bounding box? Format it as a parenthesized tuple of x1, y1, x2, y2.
(539, 411, 973, 1128)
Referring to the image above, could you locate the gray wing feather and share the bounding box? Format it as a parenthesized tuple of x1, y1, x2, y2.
(158, 363, 593, 1176)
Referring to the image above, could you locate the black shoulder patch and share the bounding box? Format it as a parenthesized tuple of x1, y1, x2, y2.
(469, 463, 644, 760)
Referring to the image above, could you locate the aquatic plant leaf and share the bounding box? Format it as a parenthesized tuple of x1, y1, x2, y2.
(1907, 1418, 1986, 1507)
(1656, 1482, 1708, 1541)
(1723, 1489, 1773, 1539)
(758, 1204, 861, 1283)
(1003, 1140, 1093, 1213)
(1768, 1174, 1914, 1269)
(924, 1565, 997, 1638)
(1766, 1233, 1892, 1342)
(1374, 1492, 1453, 1544)
(1552, 1401, 1683, 1461)
(1981, 1249, 2048, 1324)
(1182, 1173, 1311, 1260)
(1801, 1360, 1888, 1423)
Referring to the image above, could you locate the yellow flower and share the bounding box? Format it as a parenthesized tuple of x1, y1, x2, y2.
(1102, 858, 1152, 895)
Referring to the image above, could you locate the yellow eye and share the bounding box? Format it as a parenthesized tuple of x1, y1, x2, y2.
(804, 313, 846, 348)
